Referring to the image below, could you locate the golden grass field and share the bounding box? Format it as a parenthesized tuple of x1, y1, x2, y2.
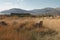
(0, 16, 60, 40)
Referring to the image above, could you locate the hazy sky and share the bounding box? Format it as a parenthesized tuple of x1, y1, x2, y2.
(0, 0, 60, 11)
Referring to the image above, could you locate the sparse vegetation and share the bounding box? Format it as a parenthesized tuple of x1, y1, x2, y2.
(30, 29, 58, 40)
(0, 15, 59, 40)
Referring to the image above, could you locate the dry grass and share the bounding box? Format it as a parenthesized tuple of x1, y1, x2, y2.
(0, 16, 59, 40)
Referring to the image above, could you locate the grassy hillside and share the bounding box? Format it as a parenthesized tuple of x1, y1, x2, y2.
(0, 15, 60, 40)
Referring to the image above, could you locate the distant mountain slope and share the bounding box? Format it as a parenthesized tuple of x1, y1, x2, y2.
(0, 7, 60, 15)
(55, 7, 60, 10)
(1, 8, 29, 13)
(30, 7, 60, 15)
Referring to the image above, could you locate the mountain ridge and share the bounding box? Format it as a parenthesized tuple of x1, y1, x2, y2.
(0, 7, 60, 15)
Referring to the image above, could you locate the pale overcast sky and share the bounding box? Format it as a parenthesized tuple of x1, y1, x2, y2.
(0, 0, 60, 11)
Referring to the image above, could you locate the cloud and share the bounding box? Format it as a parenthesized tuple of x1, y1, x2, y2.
(0, 2, 19, 11)
(0, 5, 19, 11)
(17, 0, 24, 2)
(4, 2, 13, 5)
(21, 0, 24, 2)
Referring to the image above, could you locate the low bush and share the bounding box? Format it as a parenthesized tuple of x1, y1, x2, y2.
(0, 21, 8, 26)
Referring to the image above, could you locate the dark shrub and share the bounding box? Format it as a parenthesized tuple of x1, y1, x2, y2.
(0, 21, 8, 26)
(34, 21, 43, 28)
